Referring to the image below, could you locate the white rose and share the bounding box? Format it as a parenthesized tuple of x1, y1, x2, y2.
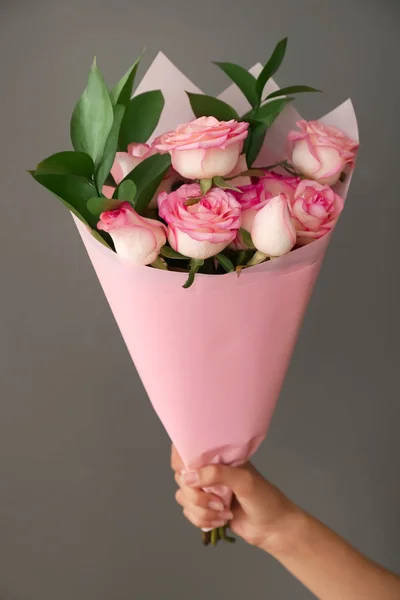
(153, 117, 249, 180)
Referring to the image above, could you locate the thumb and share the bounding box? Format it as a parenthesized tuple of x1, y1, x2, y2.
(182, 464, 256, 499)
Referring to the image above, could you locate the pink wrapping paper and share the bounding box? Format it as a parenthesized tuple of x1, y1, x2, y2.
(73, 53, 359, 480)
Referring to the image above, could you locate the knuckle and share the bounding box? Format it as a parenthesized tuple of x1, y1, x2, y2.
(194, 506, 211, 521)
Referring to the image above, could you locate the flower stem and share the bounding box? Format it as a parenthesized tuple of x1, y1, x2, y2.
(182, 259, 204, 289)
(219, 525, 236, 543)
(201, 526, 236, 546)
(259, 160, 298, 176)
(262, 161, 286, 171)
(210, 528, 219, 546)
(202, 531, 211, 546)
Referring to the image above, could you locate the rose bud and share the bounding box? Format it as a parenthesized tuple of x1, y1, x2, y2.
(251, 194, 296, 257)
(230, 183, 267, 250)
(97, 202, 167, 266)
(288, 120, 358, 186)
(153, 117, 249, 180)
(158, 183, 241, 260)
(231, 173, 298, 249)
(289, 179, 344, 245)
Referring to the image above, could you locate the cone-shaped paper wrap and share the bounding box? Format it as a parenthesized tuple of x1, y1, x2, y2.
(74, 53, 358, 475)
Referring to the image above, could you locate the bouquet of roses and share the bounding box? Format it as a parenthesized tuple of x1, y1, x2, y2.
(30, 39, 358, 545)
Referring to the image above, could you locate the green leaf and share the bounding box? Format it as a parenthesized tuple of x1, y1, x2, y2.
(236, 249, 255, 267)
(213, 176, 241, 192)
(200, 178, 213, 195)
(151, 257, 168, 270)
(87, 196, 122, 217)
(32, 172, 112, 248)
(213, 62, 258, 108)
(115, 153, 171, 214)
(239, 228, 255, 249)
(245, 122, 268, 167)
(252, 97, 294, 125)
(216, 253, 234, 273)
(183, 259, 204, 289)
(35, 151, 94, 178)
(33, 173, 97, 227)
(70, 58, 114, 166)
(116, 179, 136, 201)
(110, 55, 141, 107)
(183, 271, 196, 289)
(243, 98, 294, 167)
(160, 246, 188, 260)
(266, 85, 321, 100)
(119, 90, 164, 148)
(186, 92, 239, 121)
(247, 250, 268, 266)
(256, 38, 288, 102)
(95, 104, 125, 192)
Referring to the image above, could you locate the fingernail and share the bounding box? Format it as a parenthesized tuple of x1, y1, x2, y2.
(209, 501, 224, 512)
(211, 520, 226, 528)
(219, 510, 234, 520)
(182, 470, 199, 486)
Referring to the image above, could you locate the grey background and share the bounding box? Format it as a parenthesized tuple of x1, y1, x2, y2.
(1, 0, 399, 598)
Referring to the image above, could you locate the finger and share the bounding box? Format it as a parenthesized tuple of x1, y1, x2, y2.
(176, 491, 233, 521)
(175, 489, 233, 519)
(174, 476, 227, 511)
(183, 507, 230, 530)
(175, 488, 186, 508)
(171, 445, 184, 472)
(182, 463, 258, 499)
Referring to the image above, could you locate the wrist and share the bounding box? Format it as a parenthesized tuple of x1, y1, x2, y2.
(259, 503, 311, 557)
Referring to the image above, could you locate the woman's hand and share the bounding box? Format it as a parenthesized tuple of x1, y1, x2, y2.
(171, 446, 302, 551)
(172, 446, 400, 600)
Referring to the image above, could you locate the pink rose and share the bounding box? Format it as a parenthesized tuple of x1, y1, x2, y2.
(231, 172, 298, 249)
(290, 179, 344, 245)
(97, 202, 167, 265)
(158, 183, 241, 259)
(153, 117, 249, 180)
(288, 120, 358, 186)
(261, 171, 299, 201)
(103, 142, 179, 208)
(251, 194, 296, 257)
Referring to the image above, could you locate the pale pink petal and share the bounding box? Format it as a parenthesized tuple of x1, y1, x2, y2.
(111, 153, 142, 185)
(102, 185, 116, 199)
